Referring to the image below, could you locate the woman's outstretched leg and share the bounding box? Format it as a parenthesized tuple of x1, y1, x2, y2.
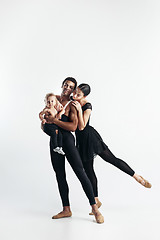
(99, 147, 135, 176)
(99, 147, 151, 188)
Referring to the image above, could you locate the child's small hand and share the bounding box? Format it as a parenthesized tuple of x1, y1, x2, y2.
(42, 119, 46, 124)
(56, 102, 64, 112)
(56, 108, 65, 119)
(61, 108, 65, 115)
(44, 108, 51, 113)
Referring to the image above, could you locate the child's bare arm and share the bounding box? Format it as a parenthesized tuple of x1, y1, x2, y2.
(55, 101, 65, 119)
(39, 111, 44, 120)
(56, 108, 65, 119)
(39, 108, 47, 121)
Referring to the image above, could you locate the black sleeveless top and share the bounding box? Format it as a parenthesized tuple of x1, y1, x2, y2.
(61, 114, 69, 122)
(75, 103, 108, 162)
(59, 114, 70, 133)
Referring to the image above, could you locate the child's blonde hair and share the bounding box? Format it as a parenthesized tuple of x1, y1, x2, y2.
(44, 93, 58, 105)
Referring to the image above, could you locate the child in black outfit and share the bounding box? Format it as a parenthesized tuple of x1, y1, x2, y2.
(39, 93, 65, 155)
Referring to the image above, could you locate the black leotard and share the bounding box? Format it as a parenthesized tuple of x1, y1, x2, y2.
(75, 103, 108, 162)
(75, 103, 135, 197)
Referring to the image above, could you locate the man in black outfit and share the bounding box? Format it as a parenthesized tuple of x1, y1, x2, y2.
(44, 77, 104, 223)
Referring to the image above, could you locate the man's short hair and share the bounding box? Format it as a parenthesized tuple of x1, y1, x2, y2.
(62, 77, 77, 90)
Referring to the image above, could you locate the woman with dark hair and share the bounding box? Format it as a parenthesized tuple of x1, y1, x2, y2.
(72, 83, 152, 213)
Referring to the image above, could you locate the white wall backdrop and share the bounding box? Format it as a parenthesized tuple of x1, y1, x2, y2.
(0, 0, 160, 239)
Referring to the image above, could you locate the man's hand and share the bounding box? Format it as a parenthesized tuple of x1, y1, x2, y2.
(45, 115, 53, 123)
(48, 103, 78, 131)
(43, 108, 52, 114)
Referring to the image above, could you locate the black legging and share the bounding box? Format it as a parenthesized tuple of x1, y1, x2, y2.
(83, 147, 135, 197)
(50, 130, 96, 206)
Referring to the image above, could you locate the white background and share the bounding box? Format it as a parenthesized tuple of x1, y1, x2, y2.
(0, 0, 160, 239)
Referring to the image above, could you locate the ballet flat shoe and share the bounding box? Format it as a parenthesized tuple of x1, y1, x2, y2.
(52, 211, 72, 219)
(97, 200, 102, 208)
(94, 213, 104, 224)
(140, 176, 152, 188)
(89, 200, 102, 215)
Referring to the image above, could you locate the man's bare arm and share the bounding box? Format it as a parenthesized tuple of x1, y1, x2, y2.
(50, 105, 78, 132)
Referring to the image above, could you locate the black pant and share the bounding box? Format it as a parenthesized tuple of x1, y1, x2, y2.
(44, 123, 63, 149)
(83, 147, 135, 197)
(50, 130, 96, 206)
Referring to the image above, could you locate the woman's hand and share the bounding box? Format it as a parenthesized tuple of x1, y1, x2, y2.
(72, 101, 82, 112)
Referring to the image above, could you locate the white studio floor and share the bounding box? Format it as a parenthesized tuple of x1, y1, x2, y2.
(1, 201, 159, 240)
(1, 148, 160, 240)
